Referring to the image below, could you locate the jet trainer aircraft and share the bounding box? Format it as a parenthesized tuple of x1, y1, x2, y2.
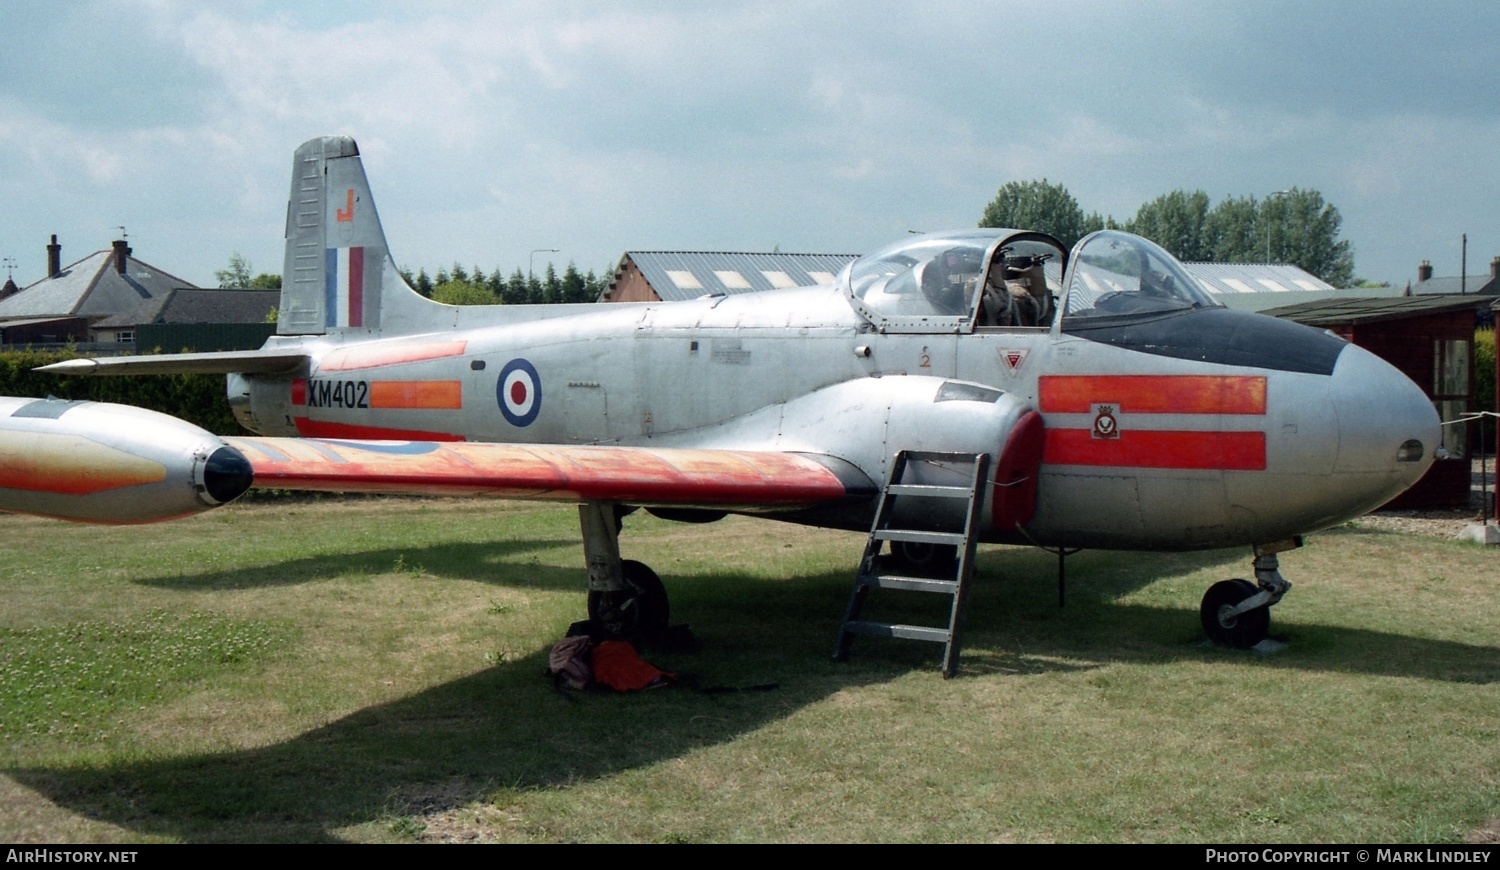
(0, 136, 1440, 661)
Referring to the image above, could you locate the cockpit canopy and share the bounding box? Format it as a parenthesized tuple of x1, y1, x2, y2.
(839, 228, 1219, 333)
(840, 229, 1066, 333)
(1062, 230, 1220, 320)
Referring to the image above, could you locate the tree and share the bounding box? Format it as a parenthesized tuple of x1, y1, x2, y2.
(250, 273, 281, 290)
(1259, 188, 1354, 286)
(502, 269, 529, 306)
(979, 182, 1357, 285)
(1127, 190, 1213, 262)
(560, 264, 589, 304)
(431, 279, 495, 306)
(541, 264, 561, 304)
(215, 253, 254, 288)
(1204, 195, 1259, 263)
(1195, 189, 1355, 285)
(979, 179, 1088, 249)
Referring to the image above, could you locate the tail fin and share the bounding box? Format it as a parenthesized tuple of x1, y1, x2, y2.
(279, 136, 414, 336)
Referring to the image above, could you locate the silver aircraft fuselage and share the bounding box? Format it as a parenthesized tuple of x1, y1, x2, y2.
(229, 263, 1436, 551)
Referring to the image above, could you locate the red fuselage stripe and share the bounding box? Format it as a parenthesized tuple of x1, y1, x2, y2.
(1043, 429, 1267, 470)
(291, 418, 466, 442)
(1038, 375, 1267, 415)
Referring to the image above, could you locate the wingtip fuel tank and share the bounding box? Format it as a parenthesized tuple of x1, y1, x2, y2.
(0, 398, 252, 524)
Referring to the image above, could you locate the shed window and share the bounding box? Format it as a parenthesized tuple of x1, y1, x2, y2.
(1433, 338, 1471, 459)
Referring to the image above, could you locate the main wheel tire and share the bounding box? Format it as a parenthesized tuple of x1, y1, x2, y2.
(587, 560, 669, 642)
(888, 541, 959, 577)
(1200, 578, 1270, 649)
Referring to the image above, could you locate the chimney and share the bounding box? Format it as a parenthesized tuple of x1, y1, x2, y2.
(112, 239, 131, 274)
(1491, 256, 1499, 280)
(46, 234, 61, 278)
(1417, 260, 1433, 282)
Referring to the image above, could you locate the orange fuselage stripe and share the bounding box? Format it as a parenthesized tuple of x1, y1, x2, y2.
(1038, 375, 1267, 415)
(369, 381, 463, 409)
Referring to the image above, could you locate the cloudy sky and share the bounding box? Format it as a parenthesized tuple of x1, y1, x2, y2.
(1, 0, 1496, 289)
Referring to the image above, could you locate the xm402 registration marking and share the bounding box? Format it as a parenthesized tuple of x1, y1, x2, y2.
(303, 378, 369, 409)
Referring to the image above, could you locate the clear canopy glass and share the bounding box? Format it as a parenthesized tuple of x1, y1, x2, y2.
(1060, 230, 1219, 321)
(841, 230, 1065, 330)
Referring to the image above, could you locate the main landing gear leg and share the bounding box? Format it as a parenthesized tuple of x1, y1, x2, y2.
(1200, 537, 1300, 649)
(578, 502, 669, 642)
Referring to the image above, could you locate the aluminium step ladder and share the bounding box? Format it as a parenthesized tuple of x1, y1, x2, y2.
(832, 450, 990, 678)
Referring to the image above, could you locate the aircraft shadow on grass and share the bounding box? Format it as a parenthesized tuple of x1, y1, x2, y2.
(10, 542, 1498, 842)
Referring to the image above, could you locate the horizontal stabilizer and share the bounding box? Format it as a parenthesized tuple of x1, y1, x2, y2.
(36, 351, 308, 377)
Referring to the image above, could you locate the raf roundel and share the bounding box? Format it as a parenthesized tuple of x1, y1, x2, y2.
(497, 358, 542, 427)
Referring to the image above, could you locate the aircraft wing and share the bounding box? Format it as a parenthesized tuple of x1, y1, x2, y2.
(227, 437, 866, 511)
(0, 397, 869, 524)
(35, 350, 308, 376)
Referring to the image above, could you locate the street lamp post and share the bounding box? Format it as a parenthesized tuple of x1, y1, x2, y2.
(529, 248, 560, 283)
(1265, 189, 1292, 263)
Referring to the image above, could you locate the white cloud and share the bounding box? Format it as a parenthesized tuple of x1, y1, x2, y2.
(1, 0, 1497, 285)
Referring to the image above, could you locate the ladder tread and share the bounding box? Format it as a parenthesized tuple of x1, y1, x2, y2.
(871, 529, 967, 546)
(841, 621, 953, 643)
(884, 483, 974, 498)
(857, 574, 961, 593)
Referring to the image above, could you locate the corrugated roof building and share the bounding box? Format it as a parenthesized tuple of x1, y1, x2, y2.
(605, 251, 858, 303)
(606, 249, 1352, 308)
(1185, 262, 1335, 295)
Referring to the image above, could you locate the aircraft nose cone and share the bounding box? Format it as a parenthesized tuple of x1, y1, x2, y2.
(1330, 343, 1440, 504)
(200, 445, 254, 505)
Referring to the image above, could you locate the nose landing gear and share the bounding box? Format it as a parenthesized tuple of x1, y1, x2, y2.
(1200, 539, 1298, 649)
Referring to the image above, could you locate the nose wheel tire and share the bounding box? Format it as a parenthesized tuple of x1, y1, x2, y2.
(588, 559, 669, 642)
(1201, 578, 1270, 649)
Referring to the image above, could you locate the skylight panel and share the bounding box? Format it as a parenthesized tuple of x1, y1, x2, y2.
(714, 270, 752, 290)
(666, 270, 702, 290)
(1221, 278, 1254, 293)
(1257, 279, 1290, 292)
(761, 270, 796, 289)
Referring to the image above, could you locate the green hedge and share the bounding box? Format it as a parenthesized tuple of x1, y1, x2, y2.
(0, 350, 240, 435)
(1476, 329, 1495, 414)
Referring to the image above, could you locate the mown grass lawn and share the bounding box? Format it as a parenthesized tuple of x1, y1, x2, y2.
(0, 499, 1495, 843)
